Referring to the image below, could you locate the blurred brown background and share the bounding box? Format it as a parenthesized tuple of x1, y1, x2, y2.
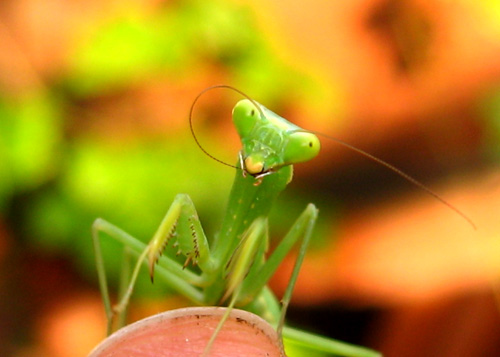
(0, 0, 500, 356)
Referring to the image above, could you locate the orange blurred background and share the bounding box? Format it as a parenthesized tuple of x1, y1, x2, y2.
(1, 0, 500, 356)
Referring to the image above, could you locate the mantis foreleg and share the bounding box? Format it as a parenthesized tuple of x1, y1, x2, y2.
(92, 193, 215, 335)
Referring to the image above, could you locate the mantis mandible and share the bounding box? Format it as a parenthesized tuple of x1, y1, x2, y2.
(92, 85, 474, 356)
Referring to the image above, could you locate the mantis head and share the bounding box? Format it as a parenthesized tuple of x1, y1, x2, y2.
(232, 99, 320, 177)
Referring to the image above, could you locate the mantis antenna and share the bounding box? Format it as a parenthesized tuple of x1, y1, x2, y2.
(189, 85, 476, 230)
(295, 129, 477, 230)
(188, 84, 265, 174)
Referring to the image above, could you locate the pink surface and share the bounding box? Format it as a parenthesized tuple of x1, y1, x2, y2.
(90, 307, 283, 357)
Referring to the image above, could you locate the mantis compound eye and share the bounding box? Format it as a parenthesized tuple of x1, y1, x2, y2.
(232, 99, 260, 140)
(283, 131, 321, 165)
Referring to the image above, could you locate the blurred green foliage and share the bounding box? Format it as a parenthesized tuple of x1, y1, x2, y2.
(0, 93, 61, 211)
(66, 0, 323, 104)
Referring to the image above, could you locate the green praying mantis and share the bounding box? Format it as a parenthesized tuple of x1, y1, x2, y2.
(92, 85, 475, 356)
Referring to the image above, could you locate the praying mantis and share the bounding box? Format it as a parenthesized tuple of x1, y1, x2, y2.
(92, 85, 474, 356)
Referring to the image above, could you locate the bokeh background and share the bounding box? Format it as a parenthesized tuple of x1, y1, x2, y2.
(1, 0, 500, 356)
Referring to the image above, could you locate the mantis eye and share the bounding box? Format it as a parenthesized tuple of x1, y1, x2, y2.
(232, 99, 259, 140)
(283, 131, 320, 165)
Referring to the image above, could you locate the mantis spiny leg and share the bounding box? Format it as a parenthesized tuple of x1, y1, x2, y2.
(92, 193, 214, 334)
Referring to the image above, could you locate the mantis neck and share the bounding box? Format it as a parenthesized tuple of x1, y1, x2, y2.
(211, 164, 293, 266)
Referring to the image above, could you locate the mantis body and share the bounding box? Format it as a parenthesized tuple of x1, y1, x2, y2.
(93, 86, 471, 356)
